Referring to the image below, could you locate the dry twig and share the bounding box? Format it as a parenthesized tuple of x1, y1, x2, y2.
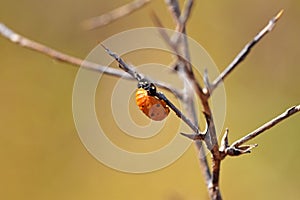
(217, 105, 300, 159)
(209, 10, 284, 93)
(83, 0, 151, 30)
(0, 23, 182, 98)
(231, 105, 300, 148)
(163, 1, 222, 199)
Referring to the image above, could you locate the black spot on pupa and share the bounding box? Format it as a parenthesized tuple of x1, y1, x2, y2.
(156, 104, 161, 107)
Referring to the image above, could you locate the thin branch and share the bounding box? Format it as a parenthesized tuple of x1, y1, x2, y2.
(153, 9, 209, 112)
(0, 23, 182, 98)
(180, 0, 193, 27)
(172, 0, 193, 42)
(101, 44, 142, 81)
(210, 9, 284, 93)
(231, 105, 300, 148)
(196, 141, 212, 187)
(165, 0, 181, 24)
(151, 12, 207, 102)
(164, 1, 220, 199)
(154, 80, 183, 99)
(82, 0, 151, 30)
(171, 2, 221, 196)
(0, 23, 130, 78)
(150, 12, 178, 52)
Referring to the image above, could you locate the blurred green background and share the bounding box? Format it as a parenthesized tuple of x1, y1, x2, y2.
(0, 0, 299, 199)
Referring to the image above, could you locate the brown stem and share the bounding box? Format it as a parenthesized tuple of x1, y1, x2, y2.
(164, 1, 221, 199)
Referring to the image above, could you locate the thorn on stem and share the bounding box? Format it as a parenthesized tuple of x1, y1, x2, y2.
(203, 68, 211, 95)
(219, 128, 229, 152)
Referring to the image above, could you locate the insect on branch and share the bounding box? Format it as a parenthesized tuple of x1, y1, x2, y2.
(101, 44, 206, 139)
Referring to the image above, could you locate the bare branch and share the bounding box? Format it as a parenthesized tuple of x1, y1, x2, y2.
(196, 141, 212, 187)
(220, 105, 300, 159)
(83, 0, 151, 30)
(0, 23, 130, 78)
(164, 1, 209, 103)
(101, 44, 142, 81)
(173, 0, 193, 37)
(180, 0, 193, 26)
(210, 9, 284, 93)
(154, 80, 183, 100)
(154, 9, 213, 185)
(231, 105, 300, 148)
(163, 1, 221, 198)
(0, 23, 182, 97)
(151, 12, 208, 102)
(151, 12, 178, 51)
(165, 0, 181, 24)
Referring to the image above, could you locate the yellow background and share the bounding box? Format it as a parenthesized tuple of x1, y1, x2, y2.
(0, 0, 299, 199)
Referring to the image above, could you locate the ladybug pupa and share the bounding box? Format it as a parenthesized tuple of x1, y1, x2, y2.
(135, 79, 170, 121)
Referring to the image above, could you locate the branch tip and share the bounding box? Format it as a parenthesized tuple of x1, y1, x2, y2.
(203, 68, 212, 95)
(100, 43, 110, 53)
(225, 144, 258, 156)
(100, 43, 117, 59)
(274, 9, 284, 21)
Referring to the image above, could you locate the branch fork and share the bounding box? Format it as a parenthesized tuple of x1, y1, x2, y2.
(219, 128, 258, 160)
(101, 44, 208, 140)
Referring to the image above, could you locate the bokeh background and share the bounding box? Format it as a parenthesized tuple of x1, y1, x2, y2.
(1, 0, 300, 199)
